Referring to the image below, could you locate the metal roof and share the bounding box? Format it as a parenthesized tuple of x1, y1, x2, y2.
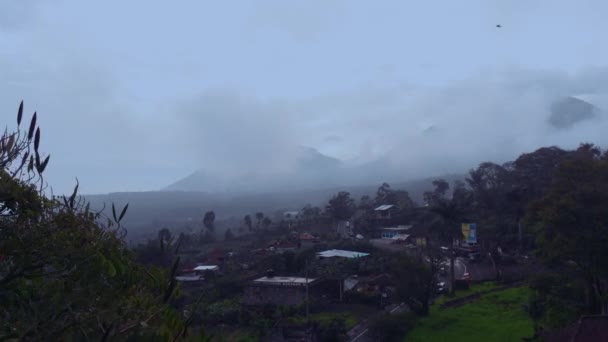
(193, 265, 219, 271)
(175, 275, 203, 282)
(317, 249, 370, 259)
(382, 225, 412, 231)
(375, 204, 396, 211)
(254, 276, 316, 285)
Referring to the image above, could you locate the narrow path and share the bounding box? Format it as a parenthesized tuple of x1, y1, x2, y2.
(347, 303, 407, 342)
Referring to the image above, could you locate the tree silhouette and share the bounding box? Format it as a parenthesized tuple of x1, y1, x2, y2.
(326, 191, 356, 221)
(158, 228, 173, 253)
(203, 210, 215, 232)
(375, 183, 392, 205)
(527, 157, 608, 314)
(224, 228, 235, 240)
(244, 215, 253, 232)
(255, 212, 264, 229)
(426, 180, 467, 295)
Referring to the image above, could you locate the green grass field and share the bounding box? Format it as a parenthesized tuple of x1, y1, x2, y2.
(407, 283, 534, 342)
(433, 281, 500, 305)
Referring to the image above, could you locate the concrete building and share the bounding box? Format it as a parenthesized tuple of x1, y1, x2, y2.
(242, 275, 318, 306)
(380, 225, 413, 239)
(374, 204, 399, 219)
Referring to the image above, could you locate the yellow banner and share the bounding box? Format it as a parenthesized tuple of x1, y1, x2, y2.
(462, 223, 470, 240)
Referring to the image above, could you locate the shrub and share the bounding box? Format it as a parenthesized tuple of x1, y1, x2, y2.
(0, 102, 196, 340)
(369, 313, 416, 342)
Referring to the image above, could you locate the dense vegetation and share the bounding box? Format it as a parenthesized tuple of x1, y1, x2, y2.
(0, 104, 205, 341)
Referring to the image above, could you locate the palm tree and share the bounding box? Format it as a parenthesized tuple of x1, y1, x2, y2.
(244, 215, 253, 232)
(429, 199, 464, 296)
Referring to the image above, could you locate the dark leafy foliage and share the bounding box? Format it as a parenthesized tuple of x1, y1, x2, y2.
(369, 313, 416, 341)
(325, 191, 355, 221)
(0, 103, 200, 341)
(526, 156, 608, 314)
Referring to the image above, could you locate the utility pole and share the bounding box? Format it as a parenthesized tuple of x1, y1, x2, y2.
(339, 276, 343, 303)
(305, 258, 310, 322)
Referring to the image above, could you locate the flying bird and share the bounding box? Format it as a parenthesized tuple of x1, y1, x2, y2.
(496, 24, 502, 28)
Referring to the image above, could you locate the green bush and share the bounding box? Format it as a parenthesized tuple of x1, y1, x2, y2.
(251, 317, 272, 337)
(316, 318, 347, 342)
(0, 102, 195, 340)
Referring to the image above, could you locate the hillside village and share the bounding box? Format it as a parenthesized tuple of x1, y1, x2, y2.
(3, 2, 608, 340)
(3, 103, 608, 341)
(126, 143, 608, 341)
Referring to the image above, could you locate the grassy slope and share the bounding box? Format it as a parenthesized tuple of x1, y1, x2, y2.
(407, 284, 534, 342)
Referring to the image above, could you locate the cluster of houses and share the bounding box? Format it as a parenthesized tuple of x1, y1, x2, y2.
(168, 203, 608, 341)
(174, 245, 384, 309)
(242, 249, 372, 307)
(173, 202, 478, 311)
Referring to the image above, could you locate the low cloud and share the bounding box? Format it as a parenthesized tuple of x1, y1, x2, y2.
(175, 90, 304, 178)
(315, 67, 608, 179)
(171, 67, 608, 186)
(3, 0, 608, 194)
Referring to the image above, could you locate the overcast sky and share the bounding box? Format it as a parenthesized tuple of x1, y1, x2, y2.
(2, 0, 608, 194)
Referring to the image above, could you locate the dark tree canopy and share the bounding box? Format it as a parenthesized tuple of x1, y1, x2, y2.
(244, 214, 253, 231)
(527, 157, 608, 314)
(0, 103, 197, 340)
(358, 195, 374, 210)
(224, 228, 235, 240)
(203, 210, 216, 231)
(326, 191, 356, 221)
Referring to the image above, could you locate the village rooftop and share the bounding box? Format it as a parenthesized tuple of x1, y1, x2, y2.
(317, 249, 370, 259)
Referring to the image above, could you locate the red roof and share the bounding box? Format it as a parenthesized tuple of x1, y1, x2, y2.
(275, 241, 298, 248)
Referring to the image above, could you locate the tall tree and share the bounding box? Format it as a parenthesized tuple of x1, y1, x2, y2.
(375, 182, 393, 205)
(158, 228, 173, 253)
(224, 228, 235, 240)
(393, 190, 415, 211)
(301, 204, 321, 222)
(203, 210, 216, 232)
(255, 212, 264, 229)
(466, 162, 516, 247)
(424, 179, 450, 206)
(390, 253, 440, 315)
(526, 157, 608, 314)
(358, 195, 374, 210)
(244, 214, 253, 232)
(326, 191, 356, 221)
(426, 179, 469, 295)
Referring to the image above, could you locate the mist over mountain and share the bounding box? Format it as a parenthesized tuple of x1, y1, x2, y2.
(164, 144, 447, 194)
(549, 95, 599, 129)
(165, 94, 605, 196)
(164, 146, 345, 193)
